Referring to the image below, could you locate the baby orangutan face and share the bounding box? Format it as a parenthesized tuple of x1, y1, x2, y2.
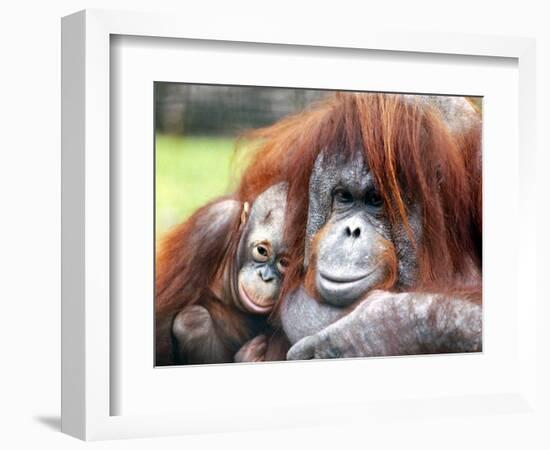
(235, 183, 289, 314)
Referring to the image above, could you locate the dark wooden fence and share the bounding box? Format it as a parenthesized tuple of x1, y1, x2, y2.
(154, 83, 329, 136)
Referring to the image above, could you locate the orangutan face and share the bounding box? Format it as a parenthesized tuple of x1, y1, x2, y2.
(236, 183, 289, 314)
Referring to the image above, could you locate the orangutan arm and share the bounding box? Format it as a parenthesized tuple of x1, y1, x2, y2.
(286, 290, 482, 360)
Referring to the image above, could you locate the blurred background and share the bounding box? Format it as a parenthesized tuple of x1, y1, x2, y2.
(155, 83, 482, 238)
(155, 83, 329, 237)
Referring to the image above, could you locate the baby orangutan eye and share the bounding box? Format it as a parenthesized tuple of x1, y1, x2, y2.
(277, 257, 289, 274)
(252, 244, 270, 262)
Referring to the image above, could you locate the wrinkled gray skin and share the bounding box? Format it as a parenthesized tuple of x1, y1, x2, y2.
(172, 183, 288, 364)
(282, 286, 348, 345)
(282, 97, 482, 358)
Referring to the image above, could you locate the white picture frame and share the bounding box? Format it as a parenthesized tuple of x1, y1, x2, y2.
(61, 9, 538, 441)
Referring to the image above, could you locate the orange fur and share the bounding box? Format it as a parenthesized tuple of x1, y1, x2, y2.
(155, 197, 244, 365)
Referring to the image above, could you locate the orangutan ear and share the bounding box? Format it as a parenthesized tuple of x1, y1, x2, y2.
(240, 202, 250, 227)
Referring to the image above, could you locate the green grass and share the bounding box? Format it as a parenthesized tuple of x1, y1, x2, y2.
(156, 135, 237, 238)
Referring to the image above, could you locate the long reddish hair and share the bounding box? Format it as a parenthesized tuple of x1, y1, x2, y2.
(234, 93, 482, 305)
(156, 197, 242, 314)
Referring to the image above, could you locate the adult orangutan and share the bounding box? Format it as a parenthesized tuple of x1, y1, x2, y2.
(234, 93, 482, 359)
(281, 147, 482, 359)
(155, 183, 290, 366)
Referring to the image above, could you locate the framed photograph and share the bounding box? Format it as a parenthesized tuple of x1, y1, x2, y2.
(61, 9, 538, 441)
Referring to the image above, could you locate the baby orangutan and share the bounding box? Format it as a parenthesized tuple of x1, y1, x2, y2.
(155, 183, 290, 365)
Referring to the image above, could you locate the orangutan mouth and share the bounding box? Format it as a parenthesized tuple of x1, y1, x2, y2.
(238, 281, 274, 314)
(319, 269, 374, 284)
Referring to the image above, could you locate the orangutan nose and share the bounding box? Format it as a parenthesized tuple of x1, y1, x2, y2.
(342, 216, 364, 239)
(258, 266, 275, 283)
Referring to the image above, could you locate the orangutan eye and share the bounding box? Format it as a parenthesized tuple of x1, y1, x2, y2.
(277, 257, 289, 274)
(365, 190, 383, 208)
(333, 188, 354, 204)
(252, 244, 270, 262)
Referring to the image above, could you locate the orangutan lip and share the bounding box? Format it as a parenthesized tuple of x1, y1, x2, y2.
(238, 282, 274, 314)
(319, 270, 373, 284)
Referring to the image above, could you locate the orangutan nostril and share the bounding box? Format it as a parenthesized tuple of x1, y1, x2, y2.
(345, 226, 361, 238)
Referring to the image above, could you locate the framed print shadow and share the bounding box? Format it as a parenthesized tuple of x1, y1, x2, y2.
(61, 9, 538, 442)
(154, 85, 483, 367)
